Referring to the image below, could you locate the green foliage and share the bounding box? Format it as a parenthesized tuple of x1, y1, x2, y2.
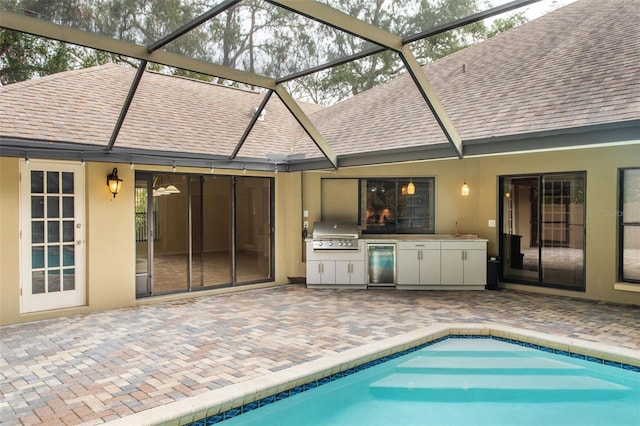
(1, 0, 530, 101)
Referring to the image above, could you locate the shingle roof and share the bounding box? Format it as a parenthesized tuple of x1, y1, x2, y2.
(0, 64, 326, 159)
(309, 0, 640, 156)
(1, 0, 638, 163)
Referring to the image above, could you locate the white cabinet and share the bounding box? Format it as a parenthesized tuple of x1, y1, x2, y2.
(307, 260, 336, 284)
(441, 241, 487, 286)
(397, 241, 440, 285)
(336, 260, 365, 285)
(306, 242, 366, 289)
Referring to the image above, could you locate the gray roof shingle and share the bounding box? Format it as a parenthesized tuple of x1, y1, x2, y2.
(1, 0, 638, 161)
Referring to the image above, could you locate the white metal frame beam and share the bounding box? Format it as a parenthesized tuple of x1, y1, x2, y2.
(400, 46, 463, 158)
(274, 85, 338, 168)
(266, 0, 403, 51)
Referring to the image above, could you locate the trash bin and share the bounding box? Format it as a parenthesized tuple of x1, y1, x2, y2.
(486, 256, 501, 290)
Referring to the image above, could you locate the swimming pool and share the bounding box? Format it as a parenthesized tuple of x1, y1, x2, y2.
(188, 337, 640, 426)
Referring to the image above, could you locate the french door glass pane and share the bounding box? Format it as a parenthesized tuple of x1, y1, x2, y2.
(47, 171, 59, 193)
(62, 172, 74, 193)
(32, 271, 45, 294)
(63, 221, 74, 242)
(62, 197, 74, 217)
(31, 171, 44, 193)
(48, 272, 60, 292)
(31, 196, 44, 218)
(47, 221, 60, 242)
(63, 269, 75, 290)
(32, 222, 44, 243)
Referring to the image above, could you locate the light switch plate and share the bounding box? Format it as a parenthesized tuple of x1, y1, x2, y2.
(488, 219, 496, 228)
(303, 210, 309, 217)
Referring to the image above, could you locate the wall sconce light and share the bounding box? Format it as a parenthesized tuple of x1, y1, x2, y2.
(401, 185, 408, 195)
(106, 168, 123, 198)
(461, 182, 470, 196)
(407, 180, 415, 195)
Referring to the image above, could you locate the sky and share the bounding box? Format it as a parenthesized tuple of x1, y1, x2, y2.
(514, 0, 577, 20)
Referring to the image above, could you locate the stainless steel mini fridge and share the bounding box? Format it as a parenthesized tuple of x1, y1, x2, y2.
(367, 243, 396, 286)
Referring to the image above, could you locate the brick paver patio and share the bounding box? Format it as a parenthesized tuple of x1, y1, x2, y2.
(1, 285, 639, 425)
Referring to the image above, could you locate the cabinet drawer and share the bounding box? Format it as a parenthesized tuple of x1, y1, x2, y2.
(397, 241, 440, 250)
(441, 241, 486, 250)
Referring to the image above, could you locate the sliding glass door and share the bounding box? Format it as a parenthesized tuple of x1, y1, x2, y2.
(135, 172, 273, 297)
(500, 172, 585, 290)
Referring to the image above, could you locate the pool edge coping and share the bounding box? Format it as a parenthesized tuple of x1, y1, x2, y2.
(103, 323, 640, 426)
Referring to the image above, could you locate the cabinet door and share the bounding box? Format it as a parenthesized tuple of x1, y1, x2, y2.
(307, 260, 335, 284)
(441, 250, 464, 284)
(336, 260, 365, 285)
(397, 250, 420, 285)
(420, 250, 441, 285)
(335, 260, 351, 284)
(350, 260, 365, 284)
(463, 250, 486, 285)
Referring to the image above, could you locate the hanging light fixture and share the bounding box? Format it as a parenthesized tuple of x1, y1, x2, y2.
(401, 185, 408, 195)
(461, 181, 470, 196)
(106, 168, 123, 198)
(407, 179, 415, 195)
(164, 184, 180, 194)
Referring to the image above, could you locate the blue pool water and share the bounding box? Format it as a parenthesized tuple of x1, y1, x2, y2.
(192, 338, 640, 426)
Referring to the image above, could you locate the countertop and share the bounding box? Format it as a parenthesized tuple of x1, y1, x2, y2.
(306, 234, 488, 242)
(361, 234, 486, 241)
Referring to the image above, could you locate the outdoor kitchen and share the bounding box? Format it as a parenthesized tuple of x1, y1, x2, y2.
(306, 221, 488, 290)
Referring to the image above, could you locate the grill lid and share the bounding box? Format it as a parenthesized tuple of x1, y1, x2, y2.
(312, 222, 359, 239)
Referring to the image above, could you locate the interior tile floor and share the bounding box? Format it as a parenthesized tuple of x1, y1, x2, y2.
(1, 285, 639, 425)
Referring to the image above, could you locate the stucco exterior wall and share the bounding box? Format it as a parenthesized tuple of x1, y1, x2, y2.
(2, 142, 639, 325)
(301, 143, 640, 306)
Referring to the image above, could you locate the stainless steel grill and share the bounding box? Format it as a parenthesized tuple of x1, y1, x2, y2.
(311, 222, 360, 250)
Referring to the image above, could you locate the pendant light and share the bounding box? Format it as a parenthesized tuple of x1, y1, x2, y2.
(407, 179, 415, 195)
(461, 158, 469, 196)
(461, 182, 469, 196)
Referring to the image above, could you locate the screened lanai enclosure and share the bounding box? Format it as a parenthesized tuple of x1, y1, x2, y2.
(0, 0, 558, 171)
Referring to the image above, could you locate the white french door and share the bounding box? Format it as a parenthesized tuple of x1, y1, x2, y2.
(20, 160, 86, 313)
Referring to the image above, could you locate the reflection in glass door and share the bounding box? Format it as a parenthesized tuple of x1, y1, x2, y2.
(500, 172, 585, 290)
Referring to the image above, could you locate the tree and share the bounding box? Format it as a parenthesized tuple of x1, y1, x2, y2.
(1, 0, 530, 102)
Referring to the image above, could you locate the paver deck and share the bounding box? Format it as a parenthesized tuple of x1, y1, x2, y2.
(1, 285, 639, 425)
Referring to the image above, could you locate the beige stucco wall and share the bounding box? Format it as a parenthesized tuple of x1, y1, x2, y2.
(301, 143, 640, 306)
(0, 160, 297, 325)
(2, 142, 639, 325)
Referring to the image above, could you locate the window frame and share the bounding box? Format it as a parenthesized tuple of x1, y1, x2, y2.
(618, 167, 640, 284)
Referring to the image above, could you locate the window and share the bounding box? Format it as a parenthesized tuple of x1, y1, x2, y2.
(619, 168, 640, 283)
(360, 177, 435, 234)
